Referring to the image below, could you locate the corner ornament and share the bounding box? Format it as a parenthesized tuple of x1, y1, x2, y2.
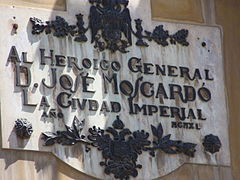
(30, 0, 189, 53)
(203, 134, 221, 154)
(15, 118, 33, 139)
(42, 116, 196, 180)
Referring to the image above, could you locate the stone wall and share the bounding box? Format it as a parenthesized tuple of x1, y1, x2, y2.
(151, 0, 203, 23)
(215, 0, 240, 179)
(152, 0, 240, 179)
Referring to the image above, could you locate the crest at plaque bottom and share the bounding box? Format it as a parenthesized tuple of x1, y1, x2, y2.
(42, 115, 198, 180)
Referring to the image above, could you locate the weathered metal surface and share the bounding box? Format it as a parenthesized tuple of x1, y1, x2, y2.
(0, 0, 230, 179)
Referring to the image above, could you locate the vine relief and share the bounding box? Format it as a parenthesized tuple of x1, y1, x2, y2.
(42, 115, 197, 180)
(30, 0, 189, 53)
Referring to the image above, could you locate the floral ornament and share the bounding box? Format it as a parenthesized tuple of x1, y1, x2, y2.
(42, 115, 197, 180)
(29, 17, 46, 34)
(15, 118, 33, 139)
(87, 116, 151, 180)
(148, 124, 197, 157)
(42, 117, 87, 146)
(50, 16, 76, 37)
(202, 134, 221, 154)
(145, 25, 170, 46)
(30, 16, 76, 38)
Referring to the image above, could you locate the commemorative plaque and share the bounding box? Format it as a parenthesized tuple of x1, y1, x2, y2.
(0, 0, 230, 179)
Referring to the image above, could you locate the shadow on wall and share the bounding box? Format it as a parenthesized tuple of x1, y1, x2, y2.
(0, 149, 53, 172)
(0, 148, 100, 180)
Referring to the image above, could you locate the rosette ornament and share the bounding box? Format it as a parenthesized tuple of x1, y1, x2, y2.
(203, 134, 222, 154)
(15, 119, 33, 139)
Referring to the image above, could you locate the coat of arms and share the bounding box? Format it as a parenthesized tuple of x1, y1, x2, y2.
(89, 0, 132, 53)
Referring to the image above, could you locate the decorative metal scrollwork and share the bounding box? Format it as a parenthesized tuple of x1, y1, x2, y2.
(42, 115, 196, 180)
(87, 116, 151, 179)
(30, 0, 189, 53)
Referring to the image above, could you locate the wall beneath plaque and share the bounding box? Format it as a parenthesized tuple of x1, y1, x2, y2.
(0, 149, 233, 180)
